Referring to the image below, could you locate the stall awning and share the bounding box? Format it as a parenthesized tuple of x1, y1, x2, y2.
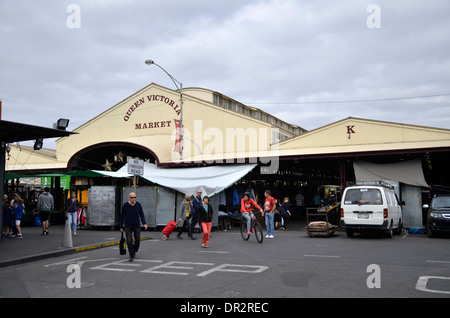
(94, 162, 257, 197)
(354, 159, 429, 187)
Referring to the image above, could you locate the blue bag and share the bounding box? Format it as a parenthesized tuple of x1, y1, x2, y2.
(408, 227, 424, 234)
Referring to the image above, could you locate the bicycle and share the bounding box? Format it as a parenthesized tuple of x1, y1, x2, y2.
(240, 212, 263, 243)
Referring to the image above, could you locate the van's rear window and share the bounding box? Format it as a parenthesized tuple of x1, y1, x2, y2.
(344, 188, 383, 205)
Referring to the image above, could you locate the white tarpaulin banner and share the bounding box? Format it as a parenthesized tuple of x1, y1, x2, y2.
(353, 159, 429, 187)
(94, 162, 257, 197)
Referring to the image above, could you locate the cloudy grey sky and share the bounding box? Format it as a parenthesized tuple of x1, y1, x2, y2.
(1, 0, 450, 148)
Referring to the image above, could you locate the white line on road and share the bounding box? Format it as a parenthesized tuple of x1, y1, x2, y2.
(427, 260, 450, 264)
(303, 255, 341, 258)
(416, 276, 450, 294)
(198, 250, 230, 254)
(197, 264, 269, 277)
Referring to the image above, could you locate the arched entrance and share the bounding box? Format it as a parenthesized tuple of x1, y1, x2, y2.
(67, 142, 159, 171)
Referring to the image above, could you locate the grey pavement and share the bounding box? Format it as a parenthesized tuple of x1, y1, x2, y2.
(0, 223, 152, 268)
(3, 219, 450, 299)
(0, 219, 308, 268)
(4, 220, 449, 299)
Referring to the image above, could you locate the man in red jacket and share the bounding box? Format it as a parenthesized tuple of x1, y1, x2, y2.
(264, 190, 276, 238)
(240, 192, 263, 234)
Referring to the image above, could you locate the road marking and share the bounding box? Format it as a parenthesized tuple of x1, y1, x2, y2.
(69, 257, 269, 277)
(141, 261, 215, 275)
(197, 264, 269, 277)
(74, 236, 151, 252)
(416, 276, 450, 294)
(43, 256, 269, 278)
(198, 250, 230, 254)
(90, 259, 163, 272)
(427, 260, 450, 264)
(45, 257, 118, 267)
(303, 255, 341, 258)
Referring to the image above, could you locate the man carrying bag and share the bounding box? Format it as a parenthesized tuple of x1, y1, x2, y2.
(119, 231, 126, 255)
(119, 192, 147, 262)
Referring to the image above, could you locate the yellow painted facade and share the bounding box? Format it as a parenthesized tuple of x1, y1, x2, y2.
(6, 83, 303, 172)
(5, 84, 450, 173)
(6, 146, 64, 171)
(277, 117, 450, 158)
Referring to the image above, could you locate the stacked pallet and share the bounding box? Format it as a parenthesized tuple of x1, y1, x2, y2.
(306, 221, 339, 237)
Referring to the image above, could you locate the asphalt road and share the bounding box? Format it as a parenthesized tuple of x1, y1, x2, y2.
(1, 227, 449, 303)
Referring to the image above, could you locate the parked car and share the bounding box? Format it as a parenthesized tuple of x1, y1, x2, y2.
(425, 194, 450, 237)
(340, 182, 404, 238)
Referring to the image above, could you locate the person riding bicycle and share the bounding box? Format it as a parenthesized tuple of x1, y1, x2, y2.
(240, 192, 263, 234)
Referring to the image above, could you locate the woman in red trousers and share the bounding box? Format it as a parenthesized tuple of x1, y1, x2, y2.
(198, 196, 213, 248)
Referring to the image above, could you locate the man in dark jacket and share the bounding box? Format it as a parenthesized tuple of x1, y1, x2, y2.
(120, 192, 147, 261)
(191, 189, 202, 234)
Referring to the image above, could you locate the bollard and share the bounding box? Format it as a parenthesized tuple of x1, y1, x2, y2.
(62, 219, 73, 248)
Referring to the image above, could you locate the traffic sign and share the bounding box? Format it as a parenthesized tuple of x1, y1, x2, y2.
(127, 157, 144, 176)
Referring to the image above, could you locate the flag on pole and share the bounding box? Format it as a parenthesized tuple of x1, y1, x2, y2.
(174, 119, 181, 152)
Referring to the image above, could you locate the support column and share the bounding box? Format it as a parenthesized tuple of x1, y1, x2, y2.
(339, 158, 346, 193)
(0, 142, 6, 242)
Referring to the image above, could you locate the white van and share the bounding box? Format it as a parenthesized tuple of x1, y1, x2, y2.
(340, 182, 404, 238)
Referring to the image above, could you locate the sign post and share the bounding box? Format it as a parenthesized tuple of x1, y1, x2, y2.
(127, 157, 144, 188)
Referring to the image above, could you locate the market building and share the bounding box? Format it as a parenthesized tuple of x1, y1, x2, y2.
(5, 83, 450, 229)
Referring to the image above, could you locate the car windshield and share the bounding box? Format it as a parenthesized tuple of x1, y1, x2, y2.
(431, 197, 450, 209)
(344, 188, 383, 205)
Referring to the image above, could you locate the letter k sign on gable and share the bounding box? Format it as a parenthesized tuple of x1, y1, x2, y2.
(347, 125, 355, 139)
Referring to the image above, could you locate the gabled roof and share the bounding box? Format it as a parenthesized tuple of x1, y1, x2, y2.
(276, 117, 450, 158)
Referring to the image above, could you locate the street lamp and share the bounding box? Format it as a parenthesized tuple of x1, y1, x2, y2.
(145, 59, 183, 160)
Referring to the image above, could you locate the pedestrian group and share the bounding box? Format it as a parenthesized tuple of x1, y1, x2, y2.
(2, 186, 293, 263)
(2, 187, 80, 239)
